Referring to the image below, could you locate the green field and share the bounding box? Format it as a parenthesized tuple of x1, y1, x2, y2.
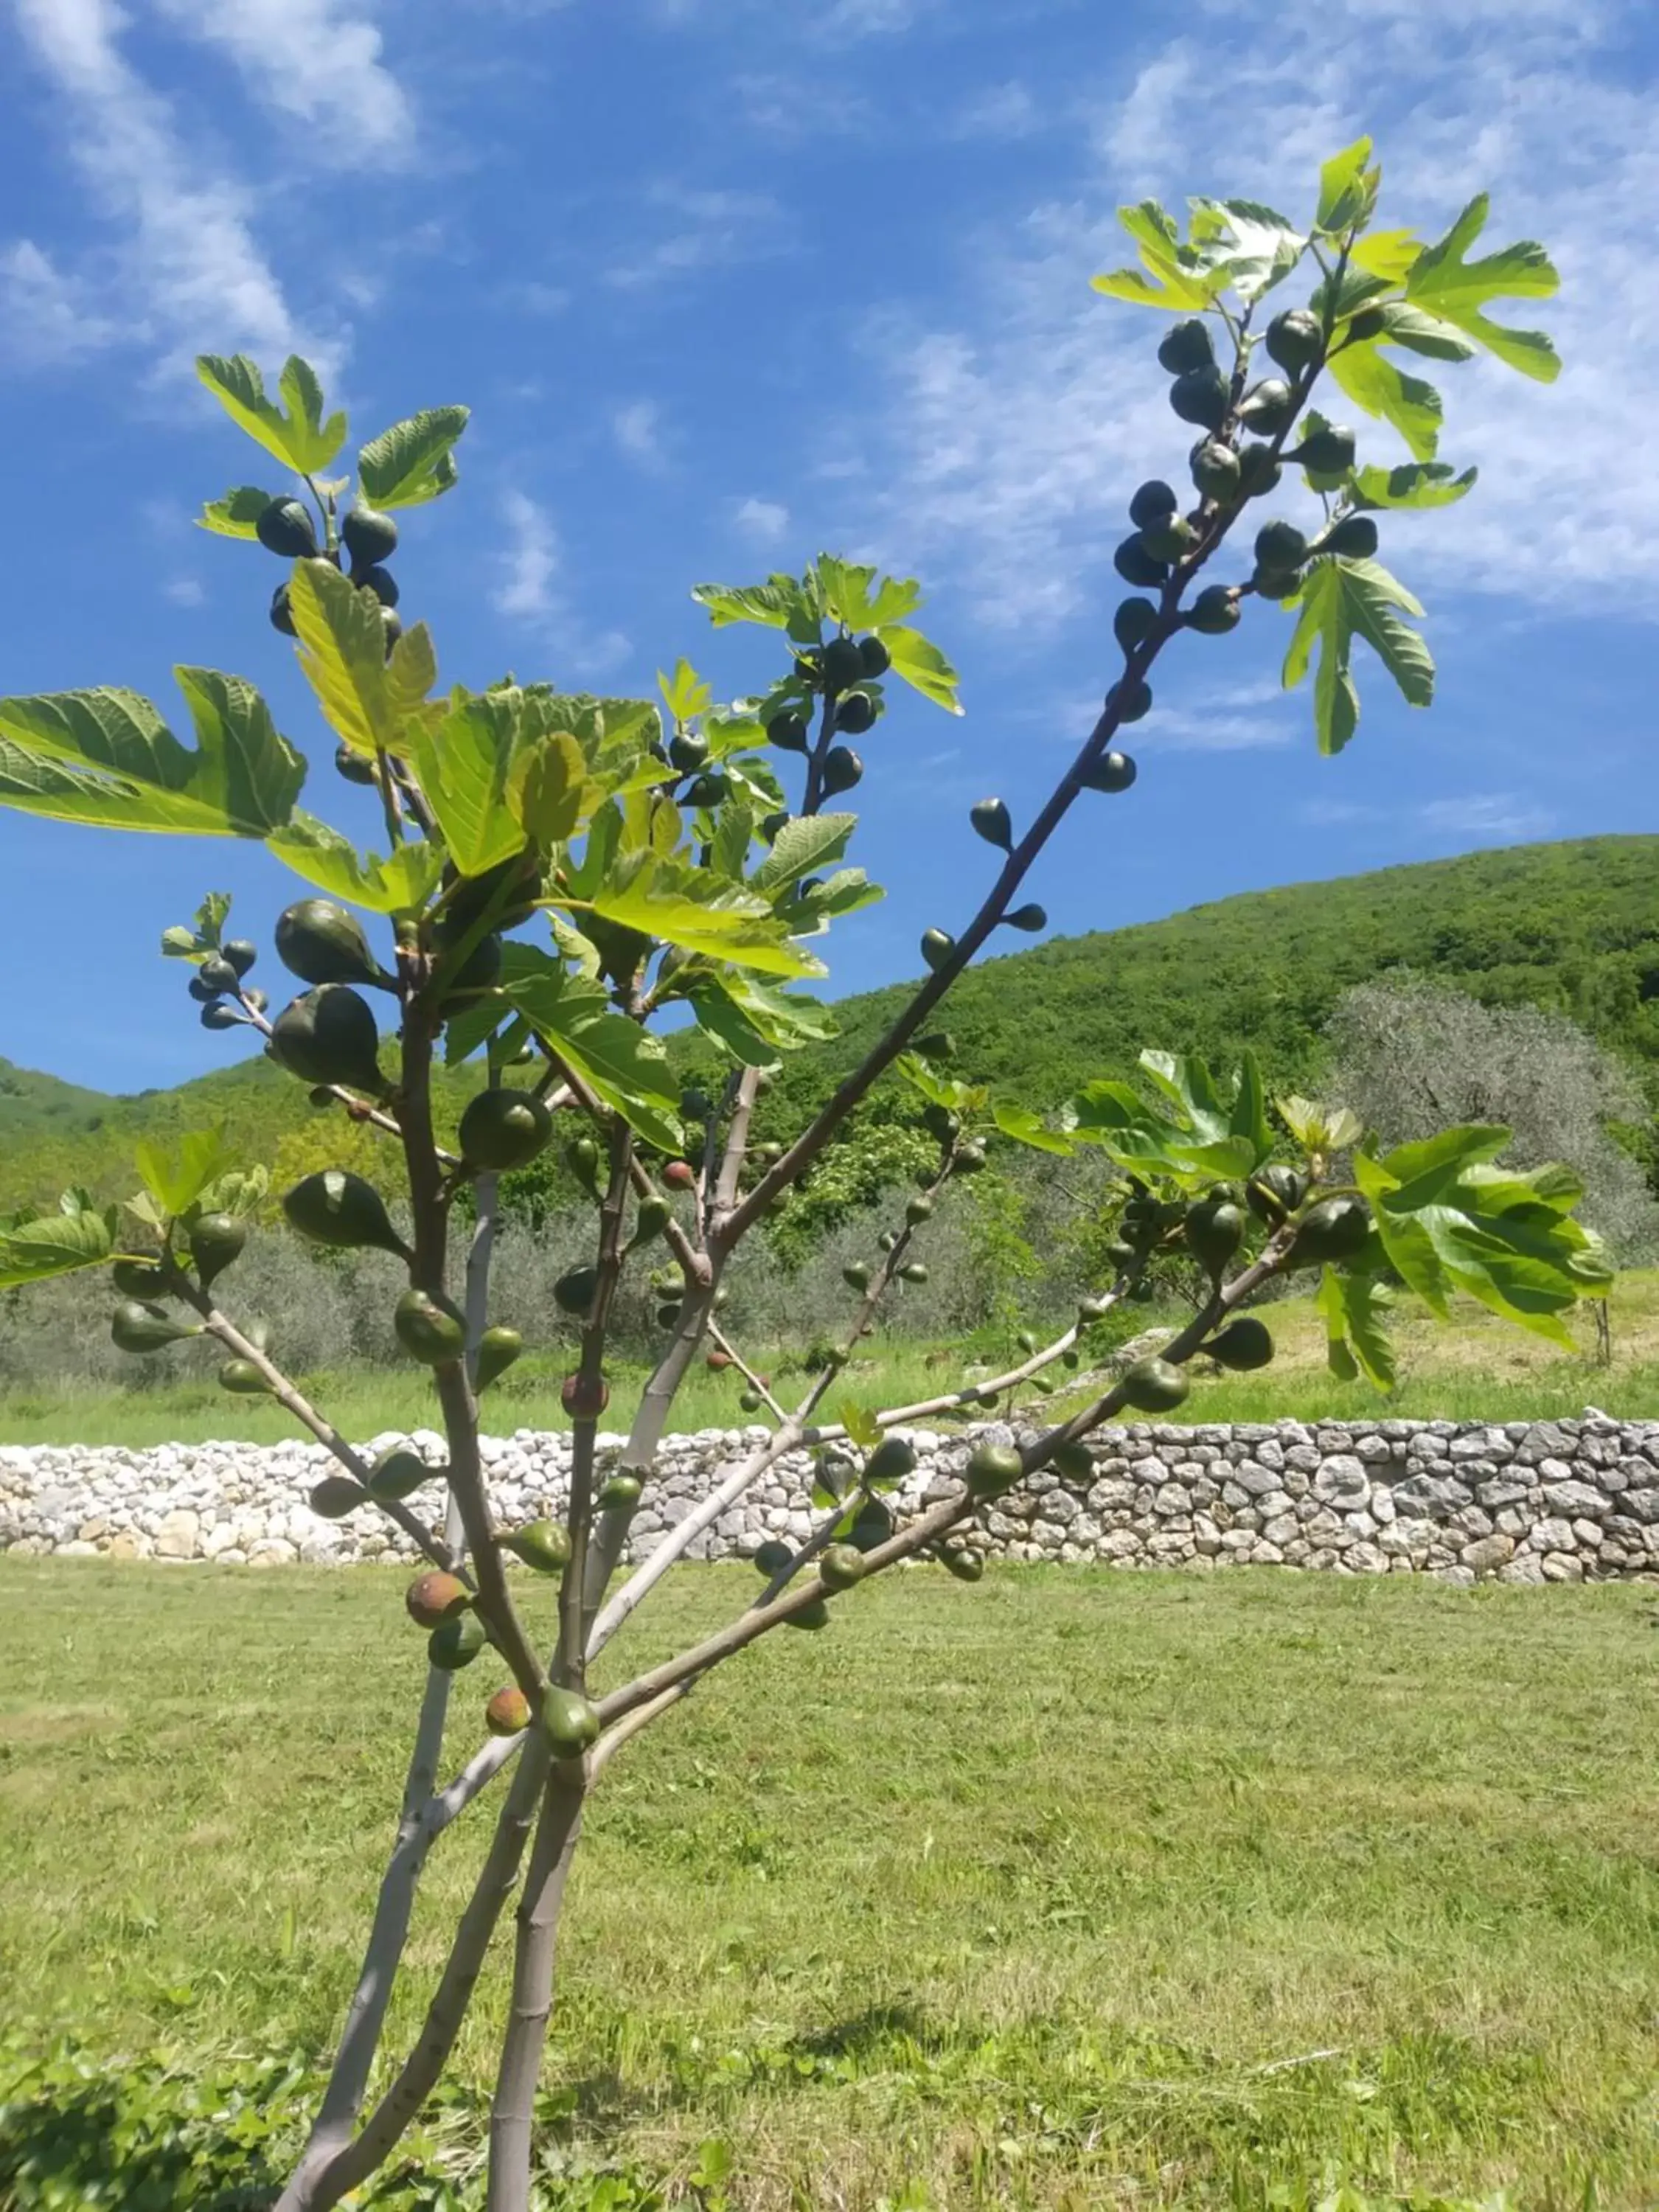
(1, 1559, 1656, 2208)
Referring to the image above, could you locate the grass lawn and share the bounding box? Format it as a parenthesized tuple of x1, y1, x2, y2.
(3, 1270, 1658, 1450)
(1, 1559, 1656, 2208)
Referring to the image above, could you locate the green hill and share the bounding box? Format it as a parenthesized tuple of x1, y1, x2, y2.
(4, 835, 1655, 1211)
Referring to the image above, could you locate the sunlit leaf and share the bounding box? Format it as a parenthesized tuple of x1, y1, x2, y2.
(1281, 557, 1433, 757)
(196, 353, 347, 475)
(357, 406, 470, 507)
(0, 1206, 117, 1288)
(1405, 195, 1561, 381)
(195, 486, 276, 540)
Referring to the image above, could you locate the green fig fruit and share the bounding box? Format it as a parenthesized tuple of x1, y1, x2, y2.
(554, 1265, 599, 1316)
(1318, 515, 1380, 558)
(567, 1136, 602, 1196)
(920, 928, 955, 973)
(394, 1287, 467, 1366)
(821, 636, 863, 692)
(310, 1475, 367, 1519)
(1265, 307, 1323, 374)
(1114, 597, 1161, 654)
(355, 564, 399, 609)
(443, 852, 543, 937)
(631, 1196, 670, 1245)
(198, 954, 241, 996)
(1139, 512, 1197, 565)
(341, 505, 398, 567)
(1191, 440, 1242, 501)
(1081, 750, 1137, 794)
(111, 1301, 201, 1354)
(1187, 585, 1241, 636)
(1128, 479, 1179, 528)
(669, 728, 709, 774)
(835, 692, 876, 737)
(1113, 535, 1169, 589)
(282, 1169, 408, 1257)
(754, 1540, 795, 1578)
(188, 1211, 246, 1287)
(842, 1262, 871, 1293)
(1255, 519, 1309, 572)
(1016, 1328, 1038, 1354)
(271, 985, 386, 1093)
(786, 1596, 832, 1630)
(1170, 364, 1230, 430)
(768, 709, 810, 753)
(429, 1612, 487, 1672)
(1346, 306, 1388, 343)
(222, 939, 257, 978)
(1157, 318, 1215, 375)
(475, 1326, 524, 1394)
(965, 1441, 1023, 1498)
(407, 1571, 470, 1628)
(684, 770, 729, 810)
(953, 1141, 987, 1174)
(1252, 568, 1303, 603)
(1286, 1195, 1372, 1268)
(821, 745, 863, 793)
(970, 797, 1012, 851)
(201, 1003, 244, 1032)
(858, 635, 891, 678)
(819, 1542, 866, 1592)
(504, 1518, 572, 1573)
(1109, 680, 1152, 724)
(1245, 1164, 1309, 1224)
(846, 1497, 894, 1553)
(1051, 1440, 1093, 1483)
(1003, 903, 1046, 933)
(1185, 1196, 1245, 1276)
(189, 971, 222, 1004)
(865, 1434, 917, 1486)
(1202, 1316, 1275, 1371)
(112, 1257, 173, 1301)
(597, 1472, 642, 1510)
(940, 1545, 985, 1583)
(1119, 1355, 1190, 1413)
(542, 1686, 602, 1755)
(486, 1686, 532, 1736)
(1295, 424, 1357, 477)
(1236, 444, 1283, 500)
(1239, 378, 1295, 435)
(270, 582, 296, 636)
(459, 1088, 552, 1172)
(379, 608, 403, 657)
(275, 899, 383, 990)
(898, 1260, 929, 1284)
(218, 1359, 271, 1395)
(738, 1388, 763, 1412)
(335, 742, 378, 786)
(368, 1448, 435, 1502)
(256, 496, 318, 559)
(905, 1194, 933, 1225)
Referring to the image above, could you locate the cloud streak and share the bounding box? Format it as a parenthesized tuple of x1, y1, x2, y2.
(492, 488, 631, 676)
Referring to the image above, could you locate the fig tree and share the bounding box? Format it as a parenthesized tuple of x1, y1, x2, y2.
(970, 797, 1012, 851)
(1191, 439, 1242, 502)
(310, 1475, 367, 1520)
(597, 1471, 641, 1509)
(1170, 365, 1229, 430)
(1139, 513, 1197, 565)
(1265, 307, 1322, 375)
(486, 1686, 531, 1736)
(1318, 515, 1380, 558)
(394, 1287, 467, 1366)
(256, 496, 317, 559)
(1245, 1164, 1308, 1224)
(966, 1441, 1023, 1498)
(768, 710, 810, 752)
(1114, 597, 1160, 654)
(368, 1447, 434, 1502)
(503, 1519, 571, 1573)
(819, 1543, 866, 1592)
(1295, 424, 1357, 476)
(275, 899, 382, 989)
(1113, 536, 1169, 589)
(1255, 520, 1309, 572)
(429, 1613, 487, 1672)
(406, 1571, 470, 1628)
(542, 1687, 602, 1756)
(1184, 1195, 1245, 1275)
(283, 1169, 407, 1257)
(1157, 318, 1214, 375)
(858, 636, 891, 678)
(188, 1211, 246, 1287)
(1128, 479, 1178, 528)
(920, 928, 954, 972)
(1287, 1195, 1372, 1268)
(1109, 679, 1152, 724)
(476, 1326, 523, 1393)
(459, 1087, 552, 1172)
(1119, 1355, 1190, 1413)
(1186, 585, 1240, 636)
(111, 1302, 201, 1354)
(1200, 1316, 1274, 1371)
(341, 505, 398, 567)
(271, 986, 386, 1093)
(821, 745, 863, 794)
(754, 1540, 794, 1577)
(1082, 750, 1137, 794)
(865, 1434, 917, 1486)
(218, 1359, 271, 1394)
(1239, 378, 1295, 435)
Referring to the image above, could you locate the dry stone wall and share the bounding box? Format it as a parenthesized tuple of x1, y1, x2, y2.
(3, 1415, 1657, 1585)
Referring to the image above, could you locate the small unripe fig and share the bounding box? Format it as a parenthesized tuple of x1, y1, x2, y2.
(256, 496, 317, 559)
(1082, 751, 1136, 794)
(1128, 479, 1178, 528)
(857, 635, 891, 678)
(1157, 318, 1214, 375)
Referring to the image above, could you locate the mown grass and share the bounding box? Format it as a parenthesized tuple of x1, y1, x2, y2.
(1, 1558, 1655, 2208)
(4, 1270, 1656, 1449)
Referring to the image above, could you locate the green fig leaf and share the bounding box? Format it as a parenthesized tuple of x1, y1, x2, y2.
(751, 813, 856, 898)
(288, 557, 437, 762)
(1349, 462, 1478, 512)
(356, 406, 470, 508)
(992, 1102, 1075, 1156)
(1403, 195, 1560, 382)
(1189, 197, 1304, 300)
(874, 626, 963, 716)
(1281, 556, 1434, 758)
(658, 658, 714, 724)
(1326, 341, 1444, 462)
(267, 810, 445, 913)
(1315, 138, 1380, 236)
(571, 855, 825, 979)
(134, 1128, 238, 1220)
(196, 486, 277, 540)
(0, 1204, 118, 1288)
(692, 577, 808, 631)
(196, 353, 347, 475)
(497, 945, 682, 1152)
(161, 890, 232, 960)
(0, 672, 304, 838)
(1315, 1265, 1397, 1391)
(1092, 201, 1222, 311)
(838, 1400, 882, 1450)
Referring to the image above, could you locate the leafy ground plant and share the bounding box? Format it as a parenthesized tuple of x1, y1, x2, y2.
(0, 141, 1604, 2211)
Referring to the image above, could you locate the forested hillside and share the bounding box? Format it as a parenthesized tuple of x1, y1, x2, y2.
(4, 835, 1654, 1211)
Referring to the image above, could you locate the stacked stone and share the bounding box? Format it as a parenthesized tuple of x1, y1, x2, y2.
(1, 1416, 1655, 1582)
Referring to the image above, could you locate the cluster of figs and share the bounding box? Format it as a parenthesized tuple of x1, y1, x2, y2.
(1110, 308, 1378, 723)
(105, 1220, 270, 1395)
(761, 630, 890, 799)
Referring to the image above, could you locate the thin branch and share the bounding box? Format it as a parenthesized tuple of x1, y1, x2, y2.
(557, 1119, 633, 1686)
(709, 1064, 761, 1229)
(707, 1321, 786, 1422)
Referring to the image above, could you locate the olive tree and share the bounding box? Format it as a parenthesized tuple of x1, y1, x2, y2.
(0, 142, 1605, 2210)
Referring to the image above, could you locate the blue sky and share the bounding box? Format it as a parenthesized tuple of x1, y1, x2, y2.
(1, 0, 1655, 1093)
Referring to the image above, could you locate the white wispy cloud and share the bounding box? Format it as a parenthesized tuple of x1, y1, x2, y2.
(492, 488, 630, 676)
(861, 0, 1659, 629)
(148, 0, 413, 160)
(734, 495, 790, 543)
(9, 0, 305, 370)
(1138, 676, 1301, 752)
(0, 241, 114, 366)
(1419, 792, 1555, 840)
(604, 187, 793, 288)
(613, 400, 664, 469)
(951, 79, 1040, 140)
(162, 577, 206, 608)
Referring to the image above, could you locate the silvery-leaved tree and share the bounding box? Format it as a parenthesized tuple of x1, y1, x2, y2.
(0, 142, 1606, 2211)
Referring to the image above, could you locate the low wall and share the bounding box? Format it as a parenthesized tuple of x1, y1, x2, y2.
(3, 1414, 1657, 1584)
